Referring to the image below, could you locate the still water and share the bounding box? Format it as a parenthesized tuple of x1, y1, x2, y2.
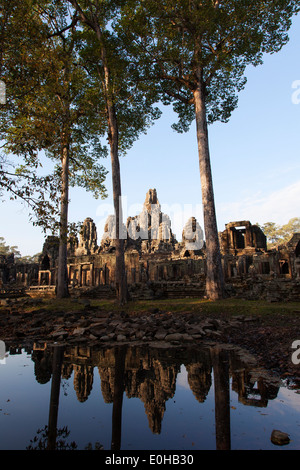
(0, 341, 300, 450)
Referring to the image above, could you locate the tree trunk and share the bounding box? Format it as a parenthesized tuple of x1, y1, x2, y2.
(56, 141, 70, 298)
(98, 29, 128, 306)
(194, 78, 225, 300)
(109, 120, 128, 304)
(68, 3, 128, 305)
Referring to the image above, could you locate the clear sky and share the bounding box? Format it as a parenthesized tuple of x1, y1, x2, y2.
(1, 14, 300, 256)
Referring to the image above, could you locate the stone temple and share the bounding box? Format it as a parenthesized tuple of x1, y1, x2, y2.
(1, 189, 300, 301)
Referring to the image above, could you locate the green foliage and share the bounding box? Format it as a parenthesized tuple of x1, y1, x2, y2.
(119, 0, 299, 131)
(27, 425, 77, 450)
(36, 3, 109, 199)
(0, 0, 108, 232)
(0, 153, 62, 230)
(17, 253, 42, 264)
(0, 236, 21, 258)
(67, 0, 162, 155)
(0, 235, 41, 262)
(0, 0, 63, 229)
(257, 217, 300, 247)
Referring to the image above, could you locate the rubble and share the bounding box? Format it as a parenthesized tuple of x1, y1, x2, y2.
(0, 299, 255, 348)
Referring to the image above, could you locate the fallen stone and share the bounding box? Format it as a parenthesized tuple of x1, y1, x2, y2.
(189, 326, 205, 335)
(72, 327, 86, 336)
(117, 334, 127, 342)
(135, 330, 145, 339)
(106, 325, 116, 334)
(181, 334, 193, 341)
(191, 334, 203, 340)
(100, 335, 110, 342)
(205, 329, 222, 337)
(165, 333, 183, 342)
(154, 330, 168, 341)
(51, 330, 68, 339)
(77, 319, 90, 327)
(271, 429, 290, 446)
(90, 328, 105, 337)
(89, 320, 106, 328)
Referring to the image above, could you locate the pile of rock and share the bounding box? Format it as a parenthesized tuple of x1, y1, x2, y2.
(0, 296, 257, 347)
(48, 310, 251, 347)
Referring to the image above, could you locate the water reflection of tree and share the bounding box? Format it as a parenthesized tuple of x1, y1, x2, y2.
(212, 346, 231, 450)
(27, 425, 77, 450)
(111, 346, 126, 450)
(47, 345, 65, 449)
(30, 345, 79, 450)
(84, 442, 104, 450)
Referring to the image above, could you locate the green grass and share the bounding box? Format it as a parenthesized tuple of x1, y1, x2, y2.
(53, 297, 300, 319)
(1, 296, 300, 322)
(113, 297, 300, 318)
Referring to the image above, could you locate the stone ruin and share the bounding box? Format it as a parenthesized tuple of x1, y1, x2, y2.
(2, 189, 300, 301)
(99, 188, 177, 255)
(219, 221, 267, 253)
(0, 253, 39, 289)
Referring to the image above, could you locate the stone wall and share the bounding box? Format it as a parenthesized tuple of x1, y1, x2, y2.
(0, 253, 38, 288)
(6, 189, 300, 301)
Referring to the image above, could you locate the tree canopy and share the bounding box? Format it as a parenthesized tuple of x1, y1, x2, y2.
(0, 0, 109, 232)
(0, 235, 41, 262)
(119, 0, 299, 131)
(258, 217, 300, 247)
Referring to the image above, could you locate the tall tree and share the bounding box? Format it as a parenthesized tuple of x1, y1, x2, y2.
(0, 0, 108, 298)
(35, 2, 108, 298)
(66, 0, 161, 304)
(42, 3, 108, 298)
(0, 0, 61, 228)
(120, 0, 299, 300)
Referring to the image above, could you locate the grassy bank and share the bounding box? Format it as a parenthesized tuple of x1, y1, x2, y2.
(7, 296, 299, 324)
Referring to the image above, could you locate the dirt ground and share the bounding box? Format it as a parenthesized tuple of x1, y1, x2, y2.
(222, 315, 300, 384)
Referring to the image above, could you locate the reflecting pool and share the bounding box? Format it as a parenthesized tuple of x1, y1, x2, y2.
(0, 341, 299, 450)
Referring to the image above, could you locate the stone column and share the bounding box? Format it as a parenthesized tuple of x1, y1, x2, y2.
(79, 265, 82, 287)
(90, 263, 94, 286)
(100, 268, 105, 285)
(245, 224, 253, 247)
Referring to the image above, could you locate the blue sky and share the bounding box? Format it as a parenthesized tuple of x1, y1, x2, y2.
(1, 14, 300, 256)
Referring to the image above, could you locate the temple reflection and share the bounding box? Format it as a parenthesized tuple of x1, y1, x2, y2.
(18, 342, 281, 450)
